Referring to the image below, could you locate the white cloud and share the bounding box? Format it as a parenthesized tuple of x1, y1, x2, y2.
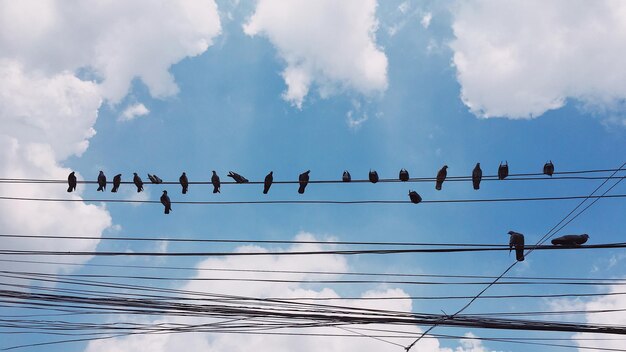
(119, 103, 149, 122)
(421, 13, 432, 29)
(0, 1, 222, 275)
(85, 233, 488, 352)
(450, 0, 626, 119)
(243, 0, 388, 108)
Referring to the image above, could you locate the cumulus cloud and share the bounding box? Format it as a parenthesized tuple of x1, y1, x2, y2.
(119, 103, 150, 122)
(450, 0, 626, 119)
(421, 13, 432, 29)
(243, 0, 388, 108)
(85, 233, 491, 352)
(0, 0, 222, 275)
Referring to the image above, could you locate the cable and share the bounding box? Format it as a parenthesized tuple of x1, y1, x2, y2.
(1, 194, 626, 205)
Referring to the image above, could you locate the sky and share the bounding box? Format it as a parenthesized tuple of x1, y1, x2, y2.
(1, 0, 626, 351)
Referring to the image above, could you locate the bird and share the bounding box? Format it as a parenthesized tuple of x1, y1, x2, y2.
(508, 231, 525, 261)
(179, 172, 188, 194)
(67, 172, 77, 192)
(543, 161, 555, 177)
(551, 234, 589, 246)
(97, 171, 106, 192)
(342, 171, 351, 182)
(211, 171, 221, 193)
(263, 171, 273, 194)
(472, 163, 482, 190)
(369, 170, 379, 183)
(133, 173, 144, 192)
(498, 161, 509, 180)
(298, 170, 310, 194)
(111, 174, 122, 193)
(435, 165, 448, 191)
(227, 171, 248, 183)
(148, 174, 163, 184)
(160, 190, 171, 214)
(399, 169, 409, 182)
(408, 190, 422, 204)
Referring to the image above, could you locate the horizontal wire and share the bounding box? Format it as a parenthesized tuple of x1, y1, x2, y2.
(1, 193, 626, 205)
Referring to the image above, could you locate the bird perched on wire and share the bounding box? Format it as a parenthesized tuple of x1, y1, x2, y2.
(111, 174, 122, 193)
(472, 163, 482, 190)
(67, 172, 77, 192)
(227, 171, 248, 183)
(543, 161, 555, 177)
(369, 170, 379, 183)
(551, 234, 589, 246)
(97, 171, 107, 192)
(148, 174, 163, 184)
(399, 169, 409, 182)
(298, 170, 310, 194)
(263, 171, 273, 194)
(212, 171, 221, 193)
(133, 173, 144, 192)
(498, 161, 509, 180)
(508, 231, 525, 261)
(342, 171, 351, 182)
(408, 190, 422, 204)
(435, 165, 448, 191)
(179, 172, 188, 194)
(160, 190, 171, 214)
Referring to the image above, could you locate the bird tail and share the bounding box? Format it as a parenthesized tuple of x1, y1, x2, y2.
(97, 186, 103, 191)
(263, 189, 269, 194)
(515, 247, 525, 261)
(298, 185, 306, 194)
(435, 182, 442, 191)
(67, 186, 73, 192)
(111, 187, 118, 193)
(473, 182, 479, 190)
(213, 187, 220, 194)
(182, 188, 187, 194)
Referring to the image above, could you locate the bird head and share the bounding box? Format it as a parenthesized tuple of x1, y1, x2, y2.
(212, 171, 217, 175)
(182, 172, 186, 175)
(443, 165, 448, 169)
(163, 190, 167, 194)
(133, 172, 138, 176)
(269, 171, 273, 175)
(581, 234, 589, 239)
(476, 163, 480, 166)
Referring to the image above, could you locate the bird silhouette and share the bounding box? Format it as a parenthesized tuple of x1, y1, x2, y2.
(472, 163, 482, 190)
(498, 161, 509, 180)
(543, 161, 554, 177)
(399, 169, 409, 182)
(111, 174, 122, 193)
(298, 170, 310, 194)
(263, 171, 273, 194)
(148, 174, 163, 184)
(551, 234, 589, 246)
(227, 171, 248, 183)
(408, 190, 422, 204)
(179, 172, 188, 194)
(435, 165, 448, 190)
(508, 231, 525, 261)
(67, 172, 77, 192)
(342, 171, 351, 182)
(160, 190, 171, 214)
(211, 171, 221, 193)
(369, 170, 379, 183)
(97, 171, 106, 192)
(133, 173, 144, 193)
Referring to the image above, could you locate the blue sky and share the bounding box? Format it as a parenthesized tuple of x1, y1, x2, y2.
(1, 1, 626, 351)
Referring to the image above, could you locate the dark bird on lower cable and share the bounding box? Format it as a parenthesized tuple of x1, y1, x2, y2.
(472, 163, 482, 190)
(342, 171, 351, 182)
(111, 174, 122, 193)
(408, 190, 422, 204)
(435, 165, 448, 191)
(399, 169, 409, 182)
(212, 171, 221, 193)
(133, 173, 144, 192)
(298, 170, 310, 194)
(551, 234, 589, 246)
(498, 161, 509, 180)
(179, 172, 188, 194)
(544, 161, 555, 177)
(67, 172, 76, 192)
(227, 171, 248, 183)
(97, 171, 106, 192)
(508, 231, 525, 261)
(263, 171, 273, 194)
(369, 170, 379, 183)
(160, 190, 171, 214)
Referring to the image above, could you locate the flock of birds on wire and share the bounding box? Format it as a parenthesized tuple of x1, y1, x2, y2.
(65, 161, 558, 215)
